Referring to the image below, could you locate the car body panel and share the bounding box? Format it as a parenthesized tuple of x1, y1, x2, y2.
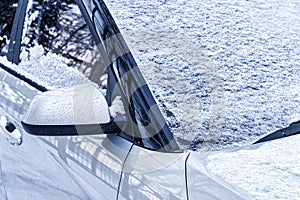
(0, 66, 37, 121)
(0, 65, 38, 145)
(186, 152, 249, 200)
(119, 146, 189, 200)
(118, 145, 250, 200)
(0, 115, 90, 200)
(34, 134, 133, 200)
(0, 159, 6, 200)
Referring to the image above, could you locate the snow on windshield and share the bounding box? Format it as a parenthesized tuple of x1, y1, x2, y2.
(105, 0, 300, 151)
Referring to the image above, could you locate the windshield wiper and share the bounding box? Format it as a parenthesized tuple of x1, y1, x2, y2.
(254, 120, 300, 144)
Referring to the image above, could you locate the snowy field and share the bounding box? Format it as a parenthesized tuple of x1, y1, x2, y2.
(103, 0, 300, 199)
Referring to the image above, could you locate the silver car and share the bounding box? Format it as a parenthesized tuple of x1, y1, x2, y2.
(0, 0, 253, 199)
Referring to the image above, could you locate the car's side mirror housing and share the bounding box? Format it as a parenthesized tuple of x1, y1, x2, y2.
(22, 83, 117, 136)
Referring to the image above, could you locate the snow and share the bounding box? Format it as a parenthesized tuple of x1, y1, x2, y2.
(109, 96, 126, 118)
(0, 45, 89, 90)
(205, 135, 300, 200)
(104, 0, 300, 151)
(23, 83, 111, 125)
(21, 0, 37, 44)
(288, 114, 300, 126)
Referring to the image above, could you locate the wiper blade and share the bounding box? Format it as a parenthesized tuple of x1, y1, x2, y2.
(253, 120, 300, 144)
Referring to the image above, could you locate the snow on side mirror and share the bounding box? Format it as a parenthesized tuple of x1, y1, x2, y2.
(21, 83, 117, 136)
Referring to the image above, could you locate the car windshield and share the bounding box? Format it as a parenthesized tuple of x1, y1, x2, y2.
(104, 0, 300, 151)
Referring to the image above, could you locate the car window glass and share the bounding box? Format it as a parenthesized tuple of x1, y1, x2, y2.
(0, 0, 18, 55)
(16, 0, 107, 90)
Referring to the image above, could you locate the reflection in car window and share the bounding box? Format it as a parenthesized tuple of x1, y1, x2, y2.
(19, 0, 107, 89)
(0, 0, 18, 55)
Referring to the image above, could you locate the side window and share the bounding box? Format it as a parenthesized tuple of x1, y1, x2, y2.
(0, 0, 18, 55)
(18, 0, 106, 89)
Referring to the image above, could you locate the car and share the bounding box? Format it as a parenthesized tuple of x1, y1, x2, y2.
(3, 0, 296, 199)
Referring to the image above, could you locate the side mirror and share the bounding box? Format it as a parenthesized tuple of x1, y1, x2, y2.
(22, 84, 118, 136)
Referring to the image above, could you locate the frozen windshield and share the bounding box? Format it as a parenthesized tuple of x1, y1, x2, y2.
(105, 0, 300, 151)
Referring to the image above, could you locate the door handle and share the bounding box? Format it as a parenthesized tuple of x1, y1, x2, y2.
(0, 116, 22, 145)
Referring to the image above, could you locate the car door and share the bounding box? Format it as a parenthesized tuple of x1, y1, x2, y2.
(0, 0, 132, 199)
